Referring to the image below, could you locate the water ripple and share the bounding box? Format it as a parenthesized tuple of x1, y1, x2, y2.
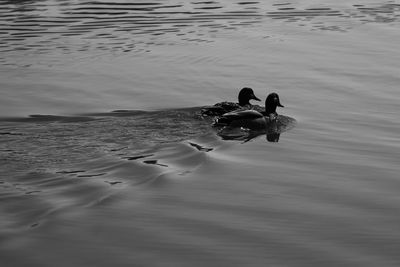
(1, 0, 400, 66)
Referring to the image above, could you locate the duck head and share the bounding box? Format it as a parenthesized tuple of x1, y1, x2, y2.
(238, 87, 261, 106)
(265, 92, 284, 115)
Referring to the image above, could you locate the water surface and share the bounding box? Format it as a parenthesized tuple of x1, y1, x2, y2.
(1, 0, 400, 266)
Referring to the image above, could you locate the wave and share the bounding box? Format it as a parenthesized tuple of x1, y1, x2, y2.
(0, 105, 296, 224)
(1, 1, 400, 66)
(0, 108, 218, 230)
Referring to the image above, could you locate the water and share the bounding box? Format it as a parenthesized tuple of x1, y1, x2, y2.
(1, 0, 400, 266)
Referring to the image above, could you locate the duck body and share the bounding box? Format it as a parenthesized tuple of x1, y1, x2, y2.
(216, 110, 267, 130)
(201, 87, 260, 117)
(215, 92, 284, 130)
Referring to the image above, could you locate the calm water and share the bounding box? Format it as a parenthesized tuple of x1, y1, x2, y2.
(1, 0, 400, 266)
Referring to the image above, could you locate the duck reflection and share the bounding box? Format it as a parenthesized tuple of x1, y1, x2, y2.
(216, 126, 280, 143)
(266, 119, 280, 142)
(266, 132, 280, 142)
(215, 115, 294, 143)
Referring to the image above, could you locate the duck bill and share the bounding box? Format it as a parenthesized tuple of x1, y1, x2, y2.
(278, 103, 284, 107)
(252, 94, 261, 101)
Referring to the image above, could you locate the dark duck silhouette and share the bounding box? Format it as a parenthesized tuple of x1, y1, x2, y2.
(215, 92, 284, 130)
(201, 87, 261, 116)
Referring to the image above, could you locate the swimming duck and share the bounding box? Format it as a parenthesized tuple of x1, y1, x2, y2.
(201, 87, 261, 116)
(215, 92, 284, 130)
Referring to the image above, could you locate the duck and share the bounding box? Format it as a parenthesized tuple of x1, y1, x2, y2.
(215, 92, 284, 130)
(201, 87, 261, 116)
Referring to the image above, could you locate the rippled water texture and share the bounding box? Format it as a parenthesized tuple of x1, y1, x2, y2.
(1, 0, 400, 60)
(1, 0, 400, 266)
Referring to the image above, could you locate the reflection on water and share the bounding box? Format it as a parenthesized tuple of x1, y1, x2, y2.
(215, 115, 296, 143)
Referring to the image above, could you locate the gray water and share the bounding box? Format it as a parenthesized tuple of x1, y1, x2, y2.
(1, 1, 400, 266)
